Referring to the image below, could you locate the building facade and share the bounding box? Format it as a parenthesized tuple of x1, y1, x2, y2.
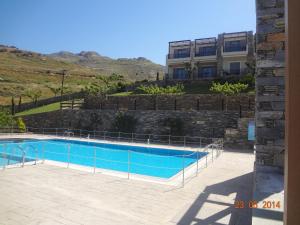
(166, 31, 255, 80)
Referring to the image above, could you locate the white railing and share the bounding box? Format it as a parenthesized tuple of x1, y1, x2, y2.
(0, 127, 223, 187)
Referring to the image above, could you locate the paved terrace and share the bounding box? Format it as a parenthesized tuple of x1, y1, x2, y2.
(0, 150, 254, 225)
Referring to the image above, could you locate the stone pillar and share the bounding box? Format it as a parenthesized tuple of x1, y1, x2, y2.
(255, 0, 285, 167)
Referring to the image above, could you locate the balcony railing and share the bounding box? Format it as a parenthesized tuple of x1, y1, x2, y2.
(168, 53, 191, 59)
(195, 50, 216, 57)
(223, 46, 247, 53)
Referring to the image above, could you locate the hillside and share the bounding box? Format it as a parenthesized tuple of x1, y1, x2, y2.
(0, 45, 164, 105)
(48, 51, 163, 81)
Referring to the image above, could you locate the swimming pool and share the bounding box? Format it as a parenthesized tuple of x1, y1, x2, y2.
(0, 139, 207, 178)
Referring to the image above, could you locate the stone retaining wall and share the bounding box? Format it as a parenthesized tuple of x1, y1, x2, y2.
(22, 109, 254, 149)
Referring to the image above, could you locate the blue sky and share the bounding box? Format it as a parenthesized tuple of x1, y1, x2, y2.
(0, 0, 255, 65)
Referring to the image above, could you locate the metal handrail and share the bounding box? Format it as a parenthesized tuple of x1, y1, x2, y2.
(17, 145, 26, 167)
(26, 145, 39, 165)
(1, 127, 223, 187)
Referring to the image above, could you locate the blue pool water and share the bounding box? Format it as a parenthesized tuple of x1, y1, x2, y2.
(0, 139, 207, 178)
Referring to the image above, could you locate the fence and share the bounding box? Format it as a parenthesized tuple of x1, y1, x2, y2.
(84, 94, 255, 113)
(6, 92, 85, 114)
(0, 127, 223, 187)
(60, 99, 84, 110)
(21, 127, 221, 147)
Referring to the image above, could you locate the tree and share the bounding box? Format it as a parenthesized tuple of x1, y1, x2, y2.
(84, 73, 126, 96)
(47, 86, 61, 97)
(184, 62, 196, 80)
(25, 89, 42, 104)
(11, 97, 15, 115)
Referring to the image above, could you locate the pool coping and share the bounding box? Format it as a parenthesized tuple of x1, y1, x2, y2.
(0, 134, 221, 186)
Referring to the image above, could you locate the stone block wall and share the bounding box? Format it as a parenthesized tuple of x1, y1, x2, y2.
(225, 118, 255, 150)
(23, 110, 241, 138)
(256, 0, 285, 167)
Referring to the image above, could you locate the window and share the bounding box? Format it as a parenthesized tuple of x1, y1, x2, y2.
(229, 62, 241, 75)
(173, 48, 190, 58)
(199, 66, 216, 78)
(224, 40, 247, 52)
(197, 46, 216, 57)
(173, 68, 188, 80)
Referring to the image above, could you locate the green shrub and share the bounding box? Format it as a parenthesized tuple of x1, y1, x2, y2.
(135, 84, 184, 95)
(210, 82, 248, 96)
(84, 73, 127, 95)
(16, 117, 26, 132)
(239, 74, 255, 88)
(0, 110, 15, 127)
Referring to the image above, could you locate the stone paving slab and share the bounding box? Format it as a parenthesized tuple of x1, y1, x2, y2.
(0, 151, 254, 225)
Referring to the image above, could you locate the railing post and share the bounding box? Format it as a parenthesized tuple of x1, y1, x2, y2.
(22, 151, 25, 167)
(34, 147, 37, 165)
(182, 154, 185, 187)
(196, 150, 199, 176)
(168, 135, 171, 145)
(79, 129, 82, 138)
(2, 144, 6, 170)
(93, 146, 96, 174)
(131, 133, 134, 143)
(104, 131, 106, 140)
(56, 128, 58, 136)
(148, 134, 151, 144)
(199, 137, 202, 148)
(212, 146, 214, 163)
(184, 136, 186, 147)
(42, 143, 45, 164)
(67, 144, 70, 168)
(127, 150, 130, 179)
(118, 132, 121, 141)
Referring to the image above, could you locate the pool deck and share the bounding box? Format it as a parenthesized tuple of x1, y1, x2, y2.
(0, 145, 254, 225)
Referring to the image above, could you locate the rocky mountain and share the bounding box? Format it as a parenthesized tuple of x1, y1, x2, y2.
(0, 45, 164, 105)
(47, 50, 164, 80)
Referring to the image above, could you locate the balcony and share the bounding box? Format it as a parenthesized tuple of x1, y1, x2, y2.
(194, 48, 217, 62)
(195, 49, 216, 57)
(224, 46, 247, 53)
(168, 53, 191, 59)
(222, 39, 248, 57)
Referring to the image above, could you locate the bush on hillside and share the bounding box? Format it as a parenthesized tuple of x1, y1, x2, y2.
(135, 84, 184, 95)
(210, 82, 248, 96)
(0, 109, 15, 127)
(16, 117, 26, 132)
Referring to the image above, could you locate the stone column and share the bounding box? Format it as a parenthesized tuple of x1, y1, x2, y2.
(255, 0, 285, 167)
